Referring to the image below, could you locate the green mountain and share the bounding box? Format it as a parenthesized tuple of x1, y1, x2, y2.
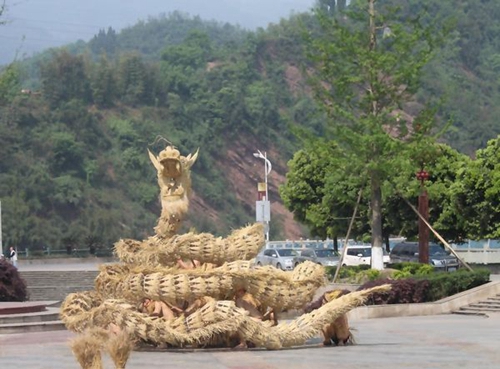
(1, 3, 500, 253)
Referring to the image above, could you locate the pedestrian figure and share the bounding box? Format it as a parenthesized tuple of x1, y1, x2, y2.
(9, 246, 18, 268)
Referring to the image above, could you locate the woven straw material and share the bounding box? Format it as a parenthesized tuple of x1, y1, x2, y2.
(60, 291, 104, 332)
(61, 292, 249, 346)
(106, 330, 135, 369)
(94, 261, 326, 311)
(62, 285, 390, 349)
(149, 146, 197, 238)
(114, 223, 264, 266)
(62, 148, 394, 358)
(237, 284, 391, 349)
(154, 196, 190, 237)
(70, 329, 105, 369)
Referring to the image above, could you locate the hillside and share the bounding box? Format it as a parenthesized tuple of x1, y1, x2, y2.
(2, 2, 500, 252)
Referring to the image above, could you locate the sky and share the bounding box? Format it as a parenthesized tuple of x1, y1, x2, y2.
(0, 0, 316, 65)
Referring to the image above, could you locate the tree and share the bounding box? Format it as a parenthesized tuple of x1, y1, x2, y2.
(40, 50, 91, 107)
(280, 141, 369, 244)
(452, 135, 500, 239)
(90, 55, 117, 107)
(0, 63, 20, 105)
(89, 27, 118, 56)
(0, 0, 5, 25)
(116, 53, 151, 105)
(382, 143, 471, 243)
(304, 0, 445, 269)
(316, 0, 346, 16)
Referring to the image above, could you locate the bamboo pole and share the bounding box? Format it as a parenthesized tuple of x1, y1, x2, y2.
(333, 189, 363, 283)
(400, 196, 473, 272)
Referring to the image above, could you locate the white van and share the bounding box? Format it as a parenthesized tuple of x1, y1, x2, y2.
(342, 245, 390, 266)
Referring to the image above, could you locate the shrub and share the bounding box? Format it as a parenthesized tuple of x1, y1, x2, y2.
(324, 265, 371, 281)
(358, 278, 430, 305)
(358, 268, 490, 305)
(425, 268, 490, 301)
(393, 263, 434, 280)
(0, 260, 29, 301)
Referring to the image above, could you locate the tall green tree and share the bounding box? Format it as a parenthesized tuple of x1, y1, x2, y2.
(304, 0, 445, 269)
(452, 135, 500, 239)
(316, 0, 346, 16)
(0, 63, 20, 105)
(40, 50, 91, 107)
(90, 55, 117, 107)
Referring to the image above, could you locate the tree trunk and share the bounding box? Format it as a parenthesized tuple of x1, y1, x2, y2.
(370, 174, 384, 270)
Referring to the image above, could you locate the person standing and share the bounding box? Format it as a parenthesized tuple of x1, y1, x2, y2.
(9, 247, 18, 268)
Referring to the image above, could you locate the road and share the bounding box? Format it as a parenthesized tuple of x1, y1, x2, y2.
(1, 313, 499, 368)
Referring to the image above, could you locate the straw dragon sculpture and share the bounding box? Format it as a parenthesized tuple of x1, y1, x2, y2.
(60, 145, 390, 369)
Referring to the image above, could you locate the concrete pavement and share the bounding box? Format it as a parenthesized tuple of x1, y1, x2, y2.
(1, 313, 499, 368)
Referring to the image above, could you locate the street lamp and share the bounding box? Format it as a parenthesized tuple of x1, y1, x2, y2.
(253, 150, 272, 242)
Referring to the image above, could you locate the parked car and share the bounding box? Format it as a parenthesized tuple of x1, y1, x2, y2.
(292, 248, 340, 268)
(342, 245, 390, 266)
(390, 242, 459, 271)
(254, 248, 298, 270)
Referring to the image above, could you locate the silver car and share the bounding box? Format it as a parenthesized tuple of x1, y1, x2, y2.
(292, 248, 340, 268)
(254, 248, 298, 270)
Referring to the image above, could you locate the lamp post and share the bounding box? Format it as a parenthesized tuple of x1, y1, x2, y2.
(253, 150, 272, 242)
(416, 166, 430, 264)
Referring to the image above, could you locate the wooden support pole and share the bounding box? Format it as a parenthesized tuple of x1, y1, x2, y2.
(333, 188, 363, 283)
(401, 196, 473, 272)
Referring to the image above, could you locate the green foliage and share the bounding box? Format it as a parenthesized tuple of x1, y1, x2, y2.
(3, 2, 500, 253)
(89, 27, 118, 56)
(299, 1, 447, 265)
(391, 262, 435, 279)
(325, 264, 371, 282)
(359, 268, 490, 304)
(40, 50, 91, 107)
(90, 55, 117, 107)
(365, 268, 382, 281)
(424, 268, 491, 301)
(0, 63, 21, 104)
(451, 136, 500, 239)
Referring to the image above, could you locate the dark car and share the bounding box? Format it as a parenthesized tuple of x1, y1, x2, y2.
(390, 242, 459, 271)
(292, 248, 340, 268)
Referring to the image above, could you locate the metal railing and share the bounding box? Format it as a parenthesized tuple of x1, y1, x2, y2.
(16, 248, 114, 258)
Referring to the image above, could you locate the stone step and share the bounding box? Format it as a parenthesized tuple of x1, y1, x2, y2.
(0, 307, 60, 324)
(19, 271, 99, 301)
(452, 309, 488, 317)
(0, 320, 66, 334)
(469, 301, 500, 308)
(27, 286, 94, 301)
(20, 271, 99, 286)
(458, 306, 500, 312)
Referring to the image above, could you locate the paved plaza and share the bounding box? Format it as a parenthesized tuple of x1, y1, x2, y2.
(1, 313, 499, 368)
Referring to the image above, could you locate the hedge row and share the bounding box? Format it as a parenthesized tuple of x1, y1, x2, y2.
(358, 268, 491, 305)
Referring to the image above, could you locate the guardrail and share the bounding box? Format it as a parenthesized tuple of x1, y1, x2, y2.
(267, 239, 500, 265)
(16, 248, 114, 258)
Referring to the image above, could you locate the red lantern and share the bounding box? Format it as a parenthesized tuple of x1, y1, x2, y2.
(416, 169, 429, 185)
